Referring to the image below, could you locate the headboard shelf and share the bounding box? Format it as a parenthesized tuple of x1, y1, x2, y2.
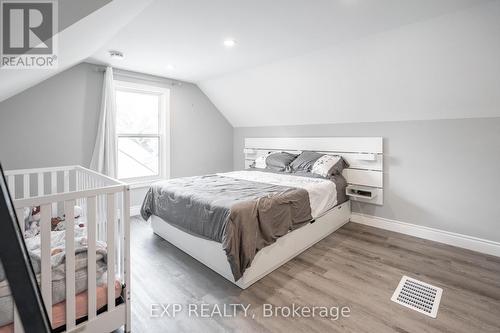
(244, 137, 384, 205)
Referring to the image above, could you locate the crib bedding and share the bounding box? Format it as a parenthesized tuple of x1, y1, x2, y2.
(141, 169, 346, 280)
(0, 227, 109, 326)
(0, 280, 122, 333)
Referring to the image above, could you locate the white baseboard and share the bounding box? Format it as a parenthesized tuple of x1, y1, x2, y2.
(350, 213, 500, 257)
(130, 205, 141, 217)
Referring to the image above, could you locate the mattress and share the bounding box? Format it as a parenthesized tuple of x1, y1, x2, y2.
(0, 280, 122, 333)
(142, 169, 347, 280)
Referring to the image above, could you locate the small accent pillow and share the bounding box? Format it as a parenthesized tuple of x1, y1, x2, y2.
(311, 155, 348, 177)
(251, 153, 271, 169)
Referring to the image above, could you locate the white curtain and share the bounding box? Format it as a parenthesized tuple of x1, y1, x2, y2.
(90, 66, 117, 178)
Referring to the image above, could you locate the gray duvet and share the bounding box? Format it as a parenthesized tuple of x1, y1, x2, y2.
(141, 172, 316, 280)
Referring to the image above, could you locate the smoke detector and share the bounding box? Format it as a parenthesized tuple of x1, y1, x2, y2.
(108, 50, 124, 60)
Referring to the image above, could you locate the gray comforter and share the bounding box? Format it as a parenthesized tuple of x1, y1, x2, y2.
(141, 172, 315, 280)
(141, 170, 347, 280)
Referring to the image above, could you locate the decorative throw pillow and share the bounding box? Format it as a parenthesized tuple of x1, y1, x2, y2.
(289, 151, 323, 172)
(251, 152, 271, 169)
(311, 155, 347, 177)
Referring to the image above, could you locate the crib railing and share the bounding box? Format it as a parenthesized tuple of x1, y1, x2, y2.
(4, 166, 130, 333)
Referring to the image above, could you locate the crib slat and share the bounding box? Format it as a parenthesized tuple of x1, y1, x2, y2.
(11, 205, 23, 333)
(14, 207, 26, 331)
(8, 175, 15, 198)
(13, 306, 24, 333)
(123, 188, 131, 330)
(76, 170, 80, 191)
(40, 204, 52, 324)
(64, 170, 70, 193)
(13, 207, 25, 331)
(23, 174, 29, 198)
(15, 208, 24, 235)
(50, 171, 57, 193)
(98, 195, 105, 241)
(106, 193, 115, 311)
(51, 172, 57, 216)
(87, 196, 97, 319)
(38, 172, 44, 196)
(64, 200, 76, 329)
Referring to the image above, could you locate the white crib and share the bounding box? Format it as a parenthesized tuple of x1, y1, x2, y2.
(3, 165, 130, 333)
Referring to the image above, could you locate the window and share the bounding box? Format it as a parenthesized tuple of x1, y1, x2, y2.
(114, 80, 170, 183)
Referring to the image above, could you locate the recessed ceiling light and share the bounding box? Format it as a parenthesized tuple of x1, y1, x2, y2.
(166, 64, 175, 70)
(108, 50, 124, 60)
(223, 39, 237, 48)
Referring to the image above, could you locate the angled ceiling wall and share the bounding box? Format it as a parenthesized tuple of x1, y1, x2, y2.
(199, 1, 500, 127)
(0, 0, 154, 102)
(2, 0, 499, 127)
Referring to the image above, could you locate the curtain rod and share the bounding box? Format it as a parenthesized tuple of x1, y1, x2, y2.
(93, 65, 183, 86)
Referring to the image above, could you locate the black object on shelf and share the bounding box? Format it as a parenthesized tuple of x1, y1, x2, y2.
(0, 163, 52, 333)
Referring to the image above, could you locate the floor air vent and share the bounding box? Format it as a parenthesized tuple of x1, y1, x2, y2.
(391, 276, 443, 318)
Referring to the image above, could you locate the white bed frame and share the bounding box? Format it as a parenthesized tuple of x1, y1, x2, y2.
(5, 166, 130, 333)
(152, 137, 383, 289)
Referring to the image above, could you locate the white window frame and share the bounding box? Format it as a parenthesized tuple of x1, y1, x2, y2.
(114, 80, 170, 185)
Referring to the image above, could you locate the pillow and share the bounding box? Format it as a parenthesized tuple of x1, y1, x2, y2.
(265, 152, 298, 171)
(251, 152, 271, 169)
(289, 151, 323, 172)
(311, 155, 348, 177)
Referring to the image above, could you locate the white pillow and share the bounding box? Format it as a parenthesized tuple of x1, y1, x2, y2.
(311, 155, 341, 177)
(253, 153, 271, 169)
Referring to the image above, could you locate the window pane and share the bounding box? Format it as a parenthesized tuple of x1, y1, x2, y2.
(117, 137, 159, 179)
(116, 90, 160, 134)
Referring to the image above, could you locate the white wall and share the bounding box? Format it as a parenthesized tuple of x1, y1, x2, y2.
(200, 1, 500, 127)
(234, 117, 500, 243)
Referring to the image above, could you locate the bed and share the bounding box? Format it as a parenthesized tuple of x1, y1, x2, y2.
(2, 166, 130, 333)
(142, 137, 383, 289)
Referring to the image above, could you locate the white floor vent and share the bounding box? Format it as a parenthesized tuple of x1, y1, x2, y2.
(391, 276, 443, 318)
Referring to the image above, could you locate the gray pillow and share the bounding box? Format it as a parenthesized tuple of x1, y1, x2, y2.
(265, 152, 298, 171)
(289, 151, 323, 172)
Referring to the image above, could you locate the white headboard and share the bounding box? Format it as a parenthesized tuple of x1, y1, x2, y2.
(244, 137, 384, 205)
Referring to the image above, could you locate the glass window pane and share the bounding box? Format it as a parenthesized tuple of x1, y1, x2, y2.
(117, 137, 159, 179)
(116, 90, 160, 134)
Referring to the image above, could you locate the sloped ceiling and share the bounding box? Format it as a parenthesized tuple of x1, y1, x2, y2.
(199, 0, 500, 127)
(89, 0, 491, 82)
(0, 0, 154, 102)
(3, 0, 499, 127)
(86, 0, 498, 127)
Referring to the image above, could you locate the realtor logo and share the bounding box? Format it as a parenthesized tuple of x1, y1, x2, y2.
(1, 0, 58, 69)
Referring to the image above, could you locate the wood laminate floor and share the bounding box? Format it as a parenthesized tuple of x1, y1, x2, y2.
(127, 217, 500, 333)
